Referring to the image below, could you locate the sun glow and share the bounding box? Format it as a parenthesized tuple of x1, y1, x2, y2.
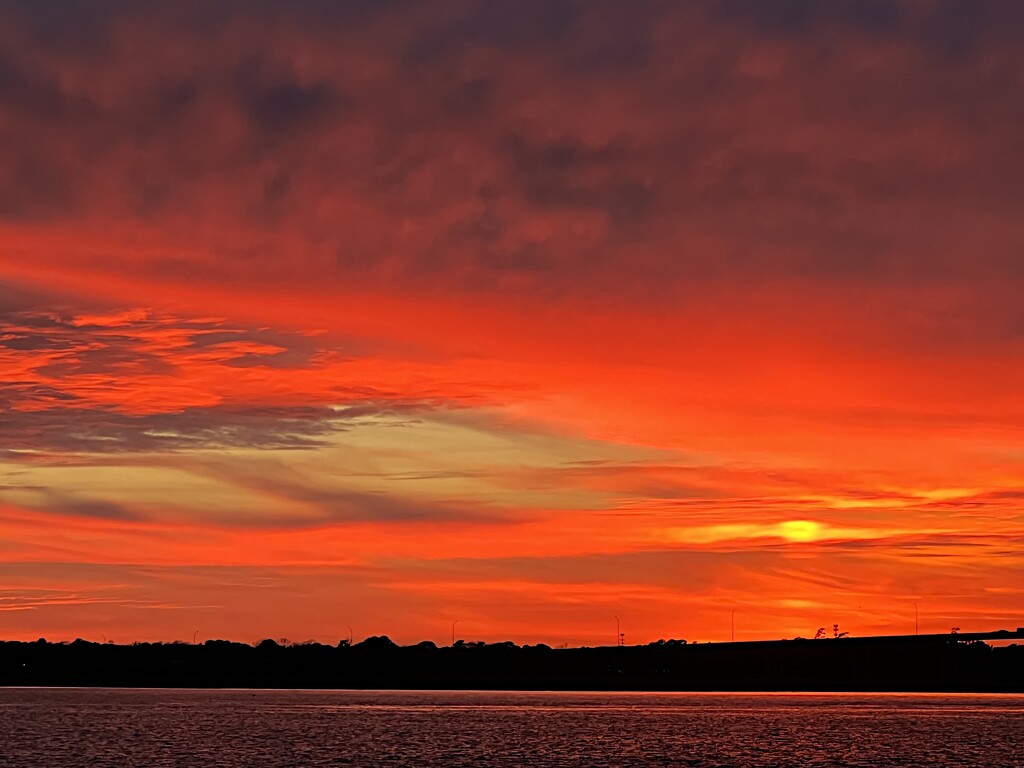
(776, 519, 823, 542)
(669, 519, 897, 546)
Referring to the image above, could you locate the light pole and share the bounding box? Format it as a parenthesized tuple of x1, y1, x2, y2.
(451, 619, 459, 646)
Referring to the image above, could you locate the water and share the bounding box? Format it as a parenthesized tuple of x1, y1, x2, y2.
(1, 689, 1022, 767)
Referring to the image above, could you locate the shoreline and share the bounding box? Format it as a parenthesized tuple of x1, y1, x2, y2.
(2, 629, 1022, 693)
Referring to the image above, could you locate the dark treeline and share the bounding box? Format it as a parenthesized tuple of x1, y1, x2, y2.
(2, 631, 1023, 691)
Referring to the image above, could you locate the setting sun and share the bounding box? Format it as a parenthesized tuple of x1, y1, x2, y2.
(776, 520, 825, 543)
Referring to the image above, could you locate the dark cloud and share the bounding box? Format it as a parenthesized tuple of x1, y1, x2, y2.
(0, 382, 79, 404)
(712, 0, 1024, 55)
(0, 302, 450, 457)
(0, 312, 179, 377)
(0, 404, 349, 456)
(713, 0, 903, 35)
(503, 134, 655, 226)
(0, 307, 322, 382)
(187, 328, 321, 369)
(185, 462, 506, 525)
(404, 0, 577, 63)
(0, 47, 83, 121)
(0, 148, 77, 221)
(0, 0, 1021, 301)
(0, 397, 456, 462)
(0, 0, 126, 53)
(38, 493, 141, 521)
(234, 56, 347, 140)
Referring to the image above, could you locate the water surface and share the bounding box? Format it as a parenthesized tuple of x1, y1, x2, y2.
(2, 689, 1022, 767)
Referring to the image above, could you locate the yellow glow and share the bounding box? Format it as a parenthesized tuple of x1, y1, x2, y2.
(815, 488, 982, 510)
(668, 519, 902, 545)
(777, 519, 823, 542)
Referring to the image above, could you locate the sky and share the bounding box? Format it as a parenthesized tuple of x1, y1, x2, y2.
(1, 0, 1023, 647)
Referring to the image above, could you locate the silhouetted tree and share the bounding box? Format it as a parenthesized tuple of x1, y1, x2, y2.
(355, 635, 397, 652)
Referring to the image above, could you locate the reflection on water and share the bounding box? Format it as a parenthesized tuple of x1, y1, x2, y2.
(2, 689, 1022, 767)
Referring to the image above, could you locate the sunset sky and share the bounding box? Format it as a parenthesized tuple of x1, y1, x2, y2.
(1, 0, 1023, 647)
